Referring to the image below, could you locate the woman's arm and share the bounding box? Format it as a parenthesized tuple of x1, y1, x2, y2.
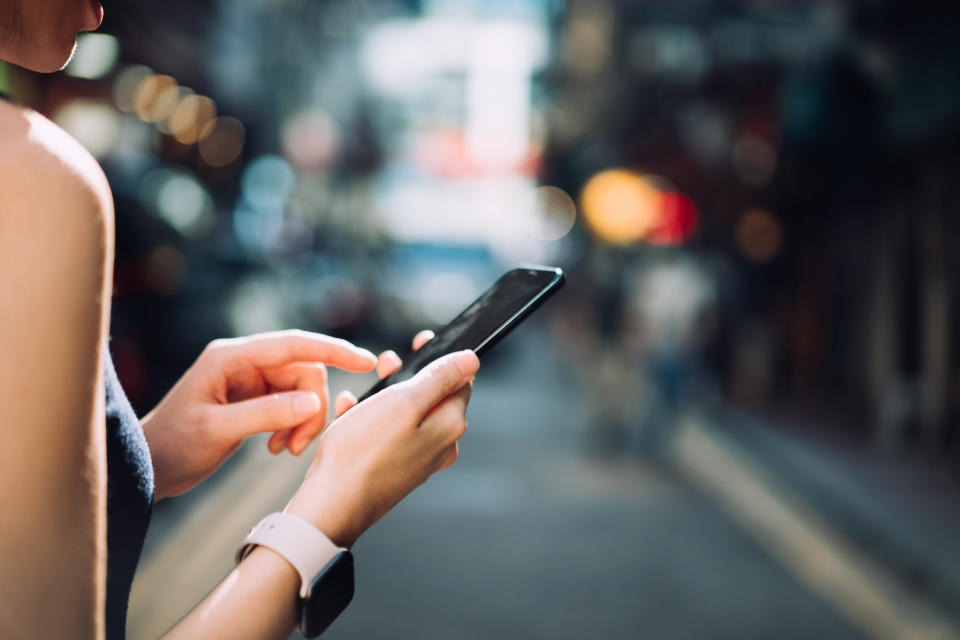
(160, 547, 300, 640)
(162, 351, 478, 639)
(0, 106, 115, 638)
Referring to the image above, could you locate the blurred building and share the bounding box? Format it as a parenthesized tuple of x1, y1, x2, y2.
(540, 1, 960, 449)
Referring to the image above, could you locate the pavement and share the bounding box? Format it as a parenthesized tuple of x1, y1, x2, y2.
(126, 321, 958, 639)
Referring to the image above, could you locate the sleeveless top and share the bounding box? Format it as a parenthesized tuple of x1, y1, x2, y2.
(104, 347, 155, 639)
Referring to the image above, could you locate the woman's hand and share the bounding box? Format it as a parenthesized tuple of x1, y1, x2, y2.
(334, 329, 436, 416)
(284, 339, 479, 548)
(142, 330, 377, 499)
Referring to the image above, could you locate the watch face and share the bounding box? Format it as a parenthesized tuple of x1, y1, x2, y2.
(300, 551, 355, 638)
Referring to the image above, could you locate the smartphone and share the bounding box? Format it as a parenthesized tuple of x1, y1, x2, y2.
(359, 265, 565, 401)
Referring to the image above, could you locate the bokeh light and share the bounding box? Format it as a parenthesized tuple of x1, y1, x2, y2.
(133, 74, 178, 123)
(580, 169, 662, 245)
(155, 87, 195, 135)
(527, 185, 577, 241)
(281, 110, 341, 171)
(65, 33, 120, 80)
(648, 191, 698, 245)
(167, 95, 218, 145)
(241, 155, 297, 211)
(52, 100, 121, 160)
(139, 169, 216, 238)
(735, 208, 783, 263)
(233, 204, 283, 254)
(227, 278, 289, 336)
(198, 117, 245, 167)
(113, 65, 153, 113)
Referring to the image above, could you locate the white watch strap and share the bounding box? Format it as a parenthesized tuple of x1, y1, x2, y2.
(236, 512, 344, 599)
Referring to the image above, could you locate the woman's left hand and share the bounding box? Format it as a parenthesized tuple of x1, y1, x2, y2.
(141, 330, 377, 499)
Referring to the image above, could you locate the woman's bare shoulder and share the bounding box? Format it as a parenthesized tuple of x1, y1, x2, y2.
(0, 100, 112, 222)
(0, 100, 113, 375)
(0, 100, 112, 473)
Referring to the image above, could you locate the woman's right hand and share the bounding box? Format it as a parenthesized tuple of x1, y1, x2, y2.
(283, 345, 479, 547)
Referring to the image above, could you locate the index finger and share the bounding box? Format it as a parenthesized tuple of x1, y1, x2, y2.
(412, 330, 435, 351)
(214, 330, 377, 372)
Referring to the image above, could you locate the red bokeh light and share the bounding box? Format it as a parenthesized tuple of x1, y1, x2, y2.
(648, 191, 697, 245)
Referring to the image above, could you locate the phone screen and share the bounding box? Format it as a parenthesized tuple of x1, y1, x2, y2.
(359, 266, 565, 401)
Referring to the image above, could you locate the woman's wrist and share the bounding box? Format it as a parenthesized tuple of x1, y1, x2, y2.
(284, 476, 368, 549)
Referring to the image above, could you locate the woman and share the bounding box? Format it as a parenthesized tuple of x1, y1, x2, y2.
(0, 1, 478, 638)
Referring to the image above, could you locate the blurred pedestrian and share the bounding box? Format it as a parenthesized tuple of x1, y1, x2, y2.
(625, 251, 716, 448)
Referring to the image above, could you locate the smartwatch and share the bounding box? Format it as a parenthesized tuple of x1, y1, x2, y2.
(236, 512, 355, 637)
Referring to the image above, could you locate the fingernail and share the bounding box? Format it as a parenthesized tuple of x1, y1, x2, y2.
(273, 433, 290, 453)
(358, 348, 377, 362)
(291, 437, 307, 455)
(452, 350, 479, 376)
(292, 392, 321, 418)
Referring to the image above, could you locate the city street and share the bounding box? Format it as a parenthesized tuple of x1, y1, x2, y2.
(126, 321, 954, 640)
(6, 2, 960, 639)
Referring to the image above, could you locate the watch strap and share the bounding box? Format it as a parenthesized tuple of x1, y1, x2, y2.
(236, 512, 344, 599)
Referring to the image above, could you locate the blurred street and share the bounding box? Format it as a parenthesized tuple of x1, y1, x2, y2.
(8, 1, 960, 637)
(128, 322, 960, 640)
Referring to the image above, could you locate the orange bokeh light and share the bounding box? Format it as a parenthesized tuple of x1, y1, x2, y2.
(580, 169, 661, 245)
(198, 117, 245, 168)
(580, 169, 697, 246)
(169, 95, 217, 145)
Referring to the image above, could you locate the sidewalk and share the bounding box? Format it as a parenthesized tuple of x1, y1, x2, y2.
(674, 404, 960, 639)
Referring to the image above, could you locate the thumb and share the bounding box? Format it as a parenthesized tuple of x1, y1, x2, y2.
(217, 391, 323, 439)
(397, 350, 479, 415)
